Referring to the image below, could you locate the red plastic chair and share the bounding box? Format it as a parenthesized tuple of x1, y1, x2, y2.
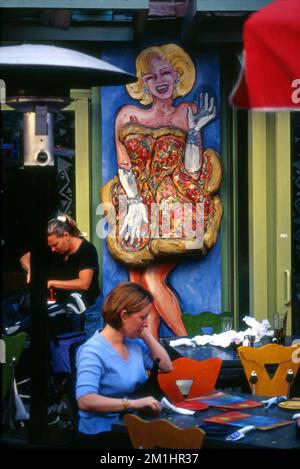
(158, 357, 222, 403)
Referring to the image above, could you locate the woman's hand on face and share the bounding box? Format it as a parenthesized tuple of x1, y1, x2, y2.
(132, 396, 161, 414)
(187, 92, 216, 132)
(140, 327, 152, 341)
(119, 202, 148, 244)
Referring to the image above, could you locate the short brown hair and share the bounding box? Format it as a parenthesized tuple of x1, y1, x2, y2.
(102, 282, 153, 330)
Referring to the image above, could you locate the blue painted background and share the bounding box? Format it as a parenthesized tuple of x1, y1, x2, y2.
(100, 42, 222, 336)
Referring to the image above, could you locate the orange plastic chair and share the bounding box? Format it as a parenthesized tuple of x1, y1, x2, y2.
(238, 344, 300, 397)
(158, 357, 222, 403)
(124, 414, 205, 449)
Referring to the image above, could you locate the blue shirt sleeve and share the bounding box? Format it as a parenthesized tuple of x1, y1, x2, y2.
(76, 342, 104, 400)
(131, 338, 153, 371)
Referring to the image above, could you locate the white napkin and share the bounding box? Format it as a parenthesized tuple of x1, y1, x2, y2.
(160, 397, 195, 415)
(169, 338, 194, 347)
(169, 317, 273, 349)
(261, 396, 287, 409)
(169, 332, 239, 349)
(191, 331, 241, 348)
(243, 316, 273, 339)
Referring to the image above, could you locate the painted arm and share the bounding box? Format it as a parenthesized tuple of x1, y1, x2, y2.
(20, 251, 31, 283)
(184, 93, 216, 175)
(115, 108, 148, 244)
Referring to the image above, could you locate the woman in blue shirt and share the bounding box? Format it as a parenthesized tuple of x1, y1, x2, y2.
(75, 281, 172, 447)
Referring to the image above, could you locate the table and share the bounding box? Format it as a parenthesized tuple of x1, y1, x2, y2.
(160, 337, 300, 394)
(160, 338, 248, 391)
(113, 393, 300, 449)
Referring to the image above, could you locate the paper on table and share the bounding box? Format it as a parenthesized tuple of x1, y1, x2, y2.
(204, 411, 293, 430)
(176, 400, 209, 411)
(194, 392, 263, 409)
(192, 331, 240, 348)
(169, 338, 194, 347)
(243, 316, 273, 339)
(170, 331, 245, 348)
(160, 397, 195, 415)
(169, 317, 273, 349)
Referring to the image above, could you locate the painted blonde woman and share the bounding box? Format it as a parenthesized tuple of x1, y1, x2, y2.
(102, 44, 223, 338)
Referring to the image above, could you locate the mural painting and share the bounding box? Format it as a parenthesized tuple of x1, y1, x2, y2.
(101, 44, 223, 338)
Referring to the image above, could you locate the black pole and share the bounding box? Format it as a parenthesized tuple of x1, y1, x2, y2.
(26, 166, 55, 445)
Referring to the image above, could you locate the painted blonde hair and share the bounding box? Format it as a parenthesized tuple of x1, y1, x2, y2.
(126, 43, 196, 105)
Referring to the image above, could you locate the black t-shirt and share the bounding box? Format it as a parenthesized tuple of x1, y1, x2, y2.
(47, 239, 100, 306)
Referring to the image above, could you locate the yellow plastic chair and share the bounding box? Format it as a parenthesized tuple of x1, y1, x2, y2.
(238, 343, 300, 397)
(124, 414, 205, 449)
(158, 357, 222, 403)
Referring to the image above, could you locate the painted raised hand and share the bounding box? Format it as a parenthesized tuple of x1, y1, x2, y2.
(187, 92, 216, 132)
(119, 199, 148, 244)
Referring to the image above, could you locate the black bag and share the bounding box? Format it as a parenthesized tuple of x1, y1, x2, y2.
(18, 287, 31, 316)
(2, 289, 31, 335)
(3, 289, 87, 336)
(132, 358, 166, 400)
(47, 294, 87, 335)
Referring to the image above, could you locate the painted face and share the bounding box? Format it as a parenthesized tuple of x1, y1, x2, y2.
(122, 303, 151, 338)
(47, 233, 70, 255)
(143, 57, 178, 100)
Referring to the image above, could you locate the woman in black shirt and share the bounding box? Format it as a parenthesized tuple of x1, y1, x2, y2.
(19, 215, 101, 336)
(21, 214, 100, 306)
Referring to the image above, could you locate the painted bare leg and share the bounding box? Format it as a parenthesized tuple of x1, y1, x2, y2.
(129, 269, 161, 338)
(141, 262, 187, 336)
(129, 269, 143, 284)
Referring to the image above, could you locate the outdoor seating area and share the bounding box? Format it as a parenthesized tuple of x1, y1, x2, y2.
(114, 389, 300, 450)
(2, 330, 300, 450)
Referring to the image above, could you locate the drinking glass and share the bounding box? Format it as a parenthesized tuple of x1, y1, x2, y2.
(273, 313, 287, 345)
(175, 379, 194, 399)
(221, 316, 233, 332)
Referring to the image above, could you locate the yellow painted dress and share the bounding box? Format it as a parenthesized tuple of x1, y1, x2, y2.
(101, 123, 223, 266)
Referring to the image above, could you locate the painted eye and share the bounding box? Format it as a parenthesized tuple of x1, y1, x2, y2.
(144, 74, 154, 82)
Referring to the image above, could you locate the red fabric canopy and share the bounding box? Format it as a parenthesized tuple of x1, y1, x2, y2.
(230, 0, 300, 110)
